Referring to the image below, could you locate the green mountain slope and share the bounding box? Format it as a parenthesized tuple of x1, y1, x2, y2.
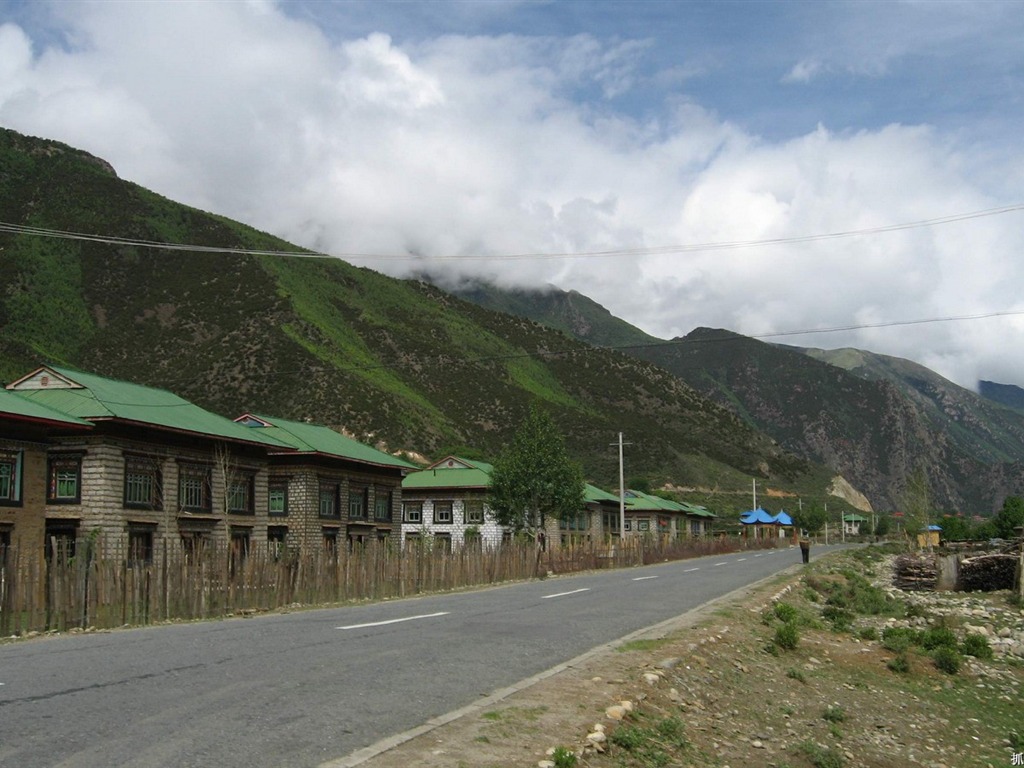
(446, 279, 1024, 513)
(0, 127, 823, 500)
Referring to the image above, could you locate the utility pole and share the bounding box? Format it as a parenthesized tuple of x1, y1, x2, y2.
(609, 433, 632, 546)
(752, 478, 757, 511)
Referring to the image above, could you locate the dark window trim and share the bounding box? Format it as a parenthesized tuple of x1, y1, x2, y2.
(47, 453, 83, 505)
(124, 454, 163, 511)
(0, 449, 24, 508)
(402, 501, 423, 524)
(433, 500, 454, 525)
(268, 479, 289, 517)
(227, 473, 256, 516)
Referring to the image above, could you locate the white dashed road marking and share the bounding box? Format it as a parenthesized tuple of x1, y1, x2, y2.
(337, 612, 448, 630)
(541, 588, 591, 599)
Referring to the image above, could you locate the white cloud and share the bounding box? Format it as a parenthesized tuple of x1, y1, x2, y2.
(0, 1, 1021, 391)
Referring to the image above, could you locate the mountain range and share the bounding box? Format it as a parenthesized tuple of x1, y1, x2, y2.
(3, 126, 1022, 517)
(442, 280, 1024, 513)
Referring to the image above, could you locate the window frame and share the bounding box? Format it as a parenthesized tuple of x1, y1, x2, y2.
(373, 489, 392, 522)
(47, 454, 82, 505)
(227, 473, 255, 515)
(128, 524, 155, 565)
(178, 463, 212, 513)
(348, 485, 368, 520)
(268, 479, 288, 517)
(433, 500, 454, 525)
(319, 481, 339, 519)
(124, 455, 162, 510)
(464, 500, 484, 525)
(0, 450, 23, 506)
(402, 501, 422, 524)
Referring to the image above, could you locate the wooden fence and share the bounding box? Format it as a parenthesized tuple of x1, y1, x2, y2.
(0, 535, 779, 636)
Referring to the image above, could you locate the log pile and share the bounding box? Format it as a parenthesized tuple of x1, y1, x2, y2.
(893, 554, 938, 591)
(958, 554, 1018, 592)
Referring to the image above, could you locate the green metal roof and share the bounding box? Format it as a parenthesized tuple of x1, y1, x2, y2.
(585, 484, 621, 504)
(0, 389, 92, 427)
(10, 366, 292, 448)
(403, 466, 492, 490)
(244, 414, 416, 469)
(624, 489, 716, 517)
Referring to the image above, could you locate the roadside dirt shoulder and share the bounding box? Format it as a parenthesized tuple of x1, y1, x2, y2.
(346, 553, 1024, 768)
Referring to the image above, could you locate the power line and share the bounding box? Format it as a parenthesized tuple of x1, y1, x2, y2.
(0, 203, 1021, 262)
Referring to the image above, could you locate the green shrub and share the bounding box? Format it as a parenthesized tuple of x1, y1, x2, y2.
(882, 627, 917, 653)
(857, 626, 878, 641)
(887, 653, 911, 673)
(919, 626, 958, 650)
(798, 740, 845, 768)
(822, 605, 854, 632)
(786, 668, 807, 683)
(552, 746, 577, 768)
(823, 705, 846, 723)
(774, 622, 800, 651)
(932, 646, 962, 675)
(961, 633, 993, 660)
(774, 601, 799, 623)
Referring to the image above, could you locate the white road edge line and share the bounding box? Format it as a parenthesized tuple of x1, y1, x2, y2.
(541, 588, 591, 599)
(632, 576, 658, 581)
(337, 612, 449, 630)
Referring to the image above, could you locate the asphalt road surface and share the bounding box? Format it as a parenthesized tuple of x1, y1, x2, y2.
(0, 544, 840, 767)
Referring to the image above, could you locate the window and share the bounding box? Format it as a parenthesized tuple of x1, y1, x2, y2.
(227, 474, 254, 515)
(690, 520, 702, 537)
(403, 501, 422, 524)
(602, 510, 621, 536)
(348, 486, 368, 519)
(319, 482, 339, 518)
(268, 526, 287, 559)
(374, 490, 391, 522)
(124, 456, 161, 510)
(178, 464, 211, 512)
(0, 528, 9, 565)
(44, 520, 78, 562)
(230, 527, 250, 559)
(128, 525, 155, 564)
(637, 519, 650, 532)
(322, 528, 339, 558)
(433, 501, 453, 525)
(0, 451, 23, 506)
(180, 531, 210, 563)
(559, 510, 589, 531)
(464, 500, 484, 525)
(268, 480, 288, 517)
(47, 455, 82, 504)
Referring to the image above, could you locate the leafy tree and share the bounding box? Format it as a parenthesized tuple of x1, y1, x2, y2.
(993, 496, 1024, 539)
(874, 514, 891, 537)
(937, 515, 971, 542)
(488, 406, 586, 538)
(791, 505, 828, 538)
(901, 465, 932, 548)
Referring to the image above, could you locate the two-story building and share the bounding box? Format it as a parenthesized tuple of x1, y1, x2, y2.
(1, 365, 414, 560)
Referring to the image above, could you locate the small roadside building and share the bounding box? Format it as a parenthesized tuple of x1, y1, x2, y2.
(843, 513, 869, 536)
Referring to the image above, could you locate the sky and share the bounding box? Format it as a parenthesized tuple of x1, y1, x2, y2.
(1, 0, 1023, 389)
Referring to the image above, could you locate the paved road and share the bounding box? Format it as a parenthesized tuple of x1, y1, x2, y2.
(0, 544, 840, 767)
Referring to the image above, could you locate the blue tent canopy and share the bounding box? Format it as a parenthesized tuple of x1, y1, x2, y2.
(741, 508, 777, 525)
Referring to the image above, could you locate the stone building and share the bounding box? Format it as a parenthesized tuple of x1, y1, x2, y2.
(1, 365, 413, 561)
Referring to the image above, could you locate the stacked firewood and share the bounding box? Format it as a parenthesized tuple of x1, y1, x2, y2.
(959, 554, 1018, 592)
(893, 554, 938, 591)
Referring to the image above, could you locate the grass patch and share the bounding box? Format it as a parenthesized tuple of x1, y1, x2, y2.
(618, 638, 672, 653)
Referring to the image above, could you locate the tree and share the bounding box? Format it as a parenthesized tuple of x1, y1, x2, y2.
(993, 496, 1024, 539)
(489, 406, 586, 539)
(901, 465, 932, 549)
(791, 504, 828, 539)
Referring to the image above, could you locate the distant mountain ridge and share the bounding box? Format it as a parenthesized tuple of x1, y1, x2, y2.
(446, 281, 1024, 513)
(0, 127, 829, 515)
